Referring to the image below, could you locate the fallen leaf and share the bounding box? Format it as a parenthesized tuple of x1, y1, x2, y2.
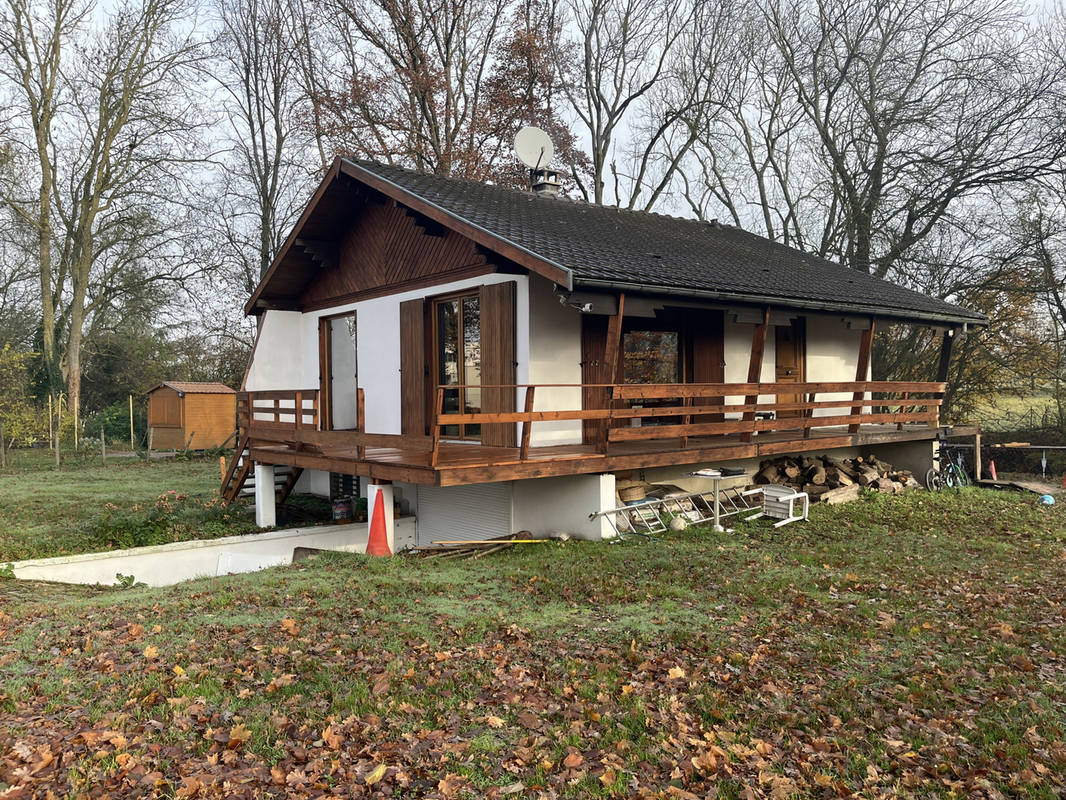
(322, 724, 343, 749)
(365, 763, 387, 785)
(227, 723, 252, 749)
(143, 645, 159, 660)
(667, 666, 686, 680)
(280, 618, 299, 636)
(563, 752, 583, 768)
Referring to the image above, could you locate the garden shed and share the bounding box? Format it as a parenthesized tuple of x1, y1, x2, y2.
(146, 381, 236, 451)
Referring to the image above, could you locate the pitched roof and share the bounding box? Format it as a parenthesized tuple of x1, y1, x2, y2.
(148, 381, 235, 395)
(248, 157, 986, 326)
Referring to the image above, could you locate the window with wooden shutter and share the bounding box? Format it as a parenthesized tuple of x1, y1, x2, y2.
(479, 281, 517, 447)
(399, 298, 426, 435)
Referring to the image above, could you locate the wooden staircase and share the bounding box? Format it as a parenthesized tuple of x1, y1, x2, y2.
(221, 436, 303, 505)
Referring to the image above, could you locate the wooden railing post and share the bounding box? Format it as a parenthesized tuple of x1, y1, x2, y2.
(429, 387, 444, 467)
(803, 391, 816, 439)
(896, 391, 909, 431)
(519, 386, 535, 460)
(294, 391, 303, 431)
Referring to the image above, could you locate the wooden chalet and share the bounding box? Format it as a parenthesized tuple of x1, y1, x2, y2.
(228, 158, 984, 547)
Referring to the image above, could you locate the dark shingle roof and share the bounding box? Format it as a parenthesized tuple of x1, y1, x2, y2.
(349, 159, 985, 326)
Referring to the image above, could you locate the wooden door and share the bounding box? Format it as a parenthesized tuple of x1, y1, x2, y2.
(774, 319, 805, 418)
(581, 315, 608, 445)
(480, 282, 517, 447)
(687, 310, 724, 422)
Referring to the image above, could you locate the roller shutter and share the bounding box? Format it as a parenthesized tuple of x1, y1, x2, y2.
(416, 482, 512, 545)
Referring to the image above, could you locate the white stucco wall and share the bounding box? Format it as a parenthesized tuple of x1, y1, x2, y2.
(527, 276, 583, 445)
(245, 274, 530, 436)
(805, 314, 866, 416)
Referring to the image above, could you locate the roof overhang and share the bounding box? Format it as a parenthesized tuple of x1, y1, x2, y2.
(565, 278, 987, 329)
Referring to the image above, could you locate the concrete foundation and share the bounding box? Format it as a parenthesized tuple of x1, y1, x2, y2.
(512, 473, 617, 540)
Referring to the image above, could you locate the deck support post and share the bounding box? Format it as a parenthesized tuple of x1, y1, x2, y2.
(254, 463, 276, 528)
(849, 319, 876, 433)
(741, 306, 770, 442)
(973, 430, 982, 481)
(598, 293, 626, 451)
(367, 483, 395, 554)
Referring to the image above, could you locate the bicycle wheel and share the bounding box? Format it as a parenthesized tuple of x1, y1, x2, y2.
(950, 463, 968, 487)
(925, 468, 943, 491)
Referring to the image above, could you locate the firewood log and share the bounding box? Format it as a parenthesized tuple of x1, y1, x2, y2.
(822, 484, 861, 505)
(807, 463, 827, 485)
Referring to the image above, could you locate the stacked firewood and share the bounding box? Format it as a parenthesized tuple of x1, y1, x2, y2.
(753, 454, 920, 504)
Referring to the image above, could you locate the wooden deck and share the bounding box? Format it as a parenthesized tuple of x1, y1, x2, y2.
(237, 382, 954, 487)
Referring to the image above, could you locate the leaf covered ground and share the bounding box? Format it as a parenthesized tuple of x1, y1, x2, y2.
(1, 488, 1065, 798)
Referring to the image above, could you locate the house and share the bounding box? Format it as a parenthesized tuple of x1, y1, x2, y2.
(230, 158, 984, 550)
(147, 381, 237, 451)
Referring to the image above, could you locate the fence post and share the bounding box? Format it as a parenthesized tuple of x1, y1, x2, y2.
(0, 421, 6, 469)
(48, 395, 53, 451)
(129, 394, 135, 451)
(101, 421, 106, 464)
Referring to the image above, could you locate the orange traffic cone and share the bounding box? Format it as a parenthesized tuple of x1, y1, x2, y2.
(366, 488, 392, 557)
(988, 459, 997, 481)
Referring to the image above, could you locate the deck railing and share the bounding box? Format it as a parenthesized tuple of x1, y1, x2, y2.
(239, 381, 944, 466)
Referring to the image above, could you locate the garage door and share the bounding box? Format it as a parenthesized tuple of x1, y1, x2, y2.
(416, 482, 512, 546)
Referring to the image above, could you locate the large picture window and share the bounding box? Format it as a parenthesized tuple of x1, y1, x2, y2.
(434, 293, 481, 439)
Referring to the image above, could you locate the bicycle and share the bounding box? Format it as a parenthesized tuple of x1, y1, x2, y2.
(926, 445, 970, 490)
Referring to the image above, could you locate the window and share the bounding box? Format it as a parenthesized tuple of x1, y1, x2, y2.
(434, 294, 481, 439)
(622, 330, 681, 384)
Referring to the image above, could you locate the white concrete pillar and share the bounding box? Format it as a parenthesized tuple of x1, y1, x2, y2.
(254, 464, 276, 528)
(367, 483, 395, 554)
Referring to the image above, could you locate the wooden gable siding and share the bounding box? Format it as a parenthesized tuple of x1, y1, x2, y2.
(300, 201, 493, 311)
(183, 393, 237, 449)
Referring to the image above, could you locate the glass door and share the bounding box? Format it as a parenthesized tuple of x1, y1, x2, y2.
(323, 312, 358, 430)
(433, 294, 481, 440)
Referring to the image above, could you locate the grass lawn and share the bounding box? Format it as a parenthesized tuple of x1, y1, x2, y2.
(0, 450, 258, 562)
(2, 488, 1065, 798)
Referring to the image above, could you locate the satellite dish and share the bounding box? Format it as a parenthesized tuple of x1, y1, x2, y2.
(514, 126, 554, 169)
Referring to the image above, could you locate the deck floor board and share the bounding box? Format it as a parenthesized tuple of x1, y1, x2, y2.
(247, 424, 950, 486)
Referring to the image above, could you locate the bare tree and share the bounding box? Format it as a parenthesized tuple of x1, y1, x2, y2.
(215, 0, 312, 285)
(1, 0, 207, 418)
(312, 0, 512, 176)
(552, 0, 689, 205)
(761, 0, 1066, 278)
(0, 0, 89, 394)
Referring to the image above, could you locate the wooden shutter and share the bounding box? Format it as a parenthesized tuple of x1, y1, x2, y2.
(479, 281, 517, 447)
(399, 298, 426, 436)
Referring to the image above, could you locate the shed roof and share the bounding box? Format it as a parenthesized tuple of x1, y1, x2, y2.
(247, 158, 986, 327)
(147, 381, 235, 396)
